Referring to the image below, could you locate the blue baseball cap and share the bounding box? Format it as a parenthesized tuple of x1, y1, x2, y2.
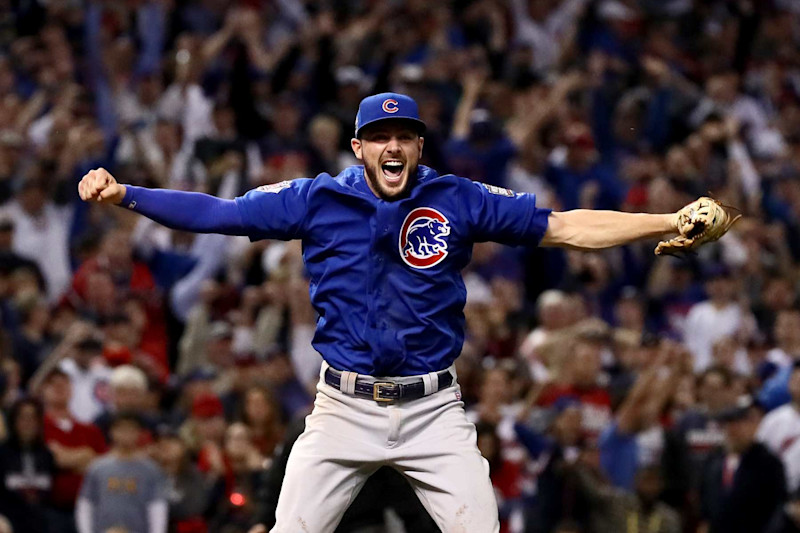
(354, 92, 426, 138)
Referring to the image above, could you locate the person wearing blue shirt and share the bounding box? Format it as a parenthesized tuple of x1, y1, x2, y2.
(79, 92, 685, 533)
(760, 364, 794, 412)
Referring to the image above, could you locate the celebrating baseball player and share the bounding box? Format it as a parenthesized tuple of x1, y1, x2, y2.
(78, 93, 738, 532)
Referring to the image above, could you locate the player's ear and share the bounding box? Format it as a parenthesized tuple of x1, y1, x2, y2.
(351, 138, 363, 160)
(418, 136, 424, 157)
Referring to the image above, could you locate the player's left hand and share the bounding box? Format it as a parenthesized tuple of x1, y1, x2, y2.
(655, 196, 742, 255)
(78, 167, 127, 204)
(247, 525, 267, 533)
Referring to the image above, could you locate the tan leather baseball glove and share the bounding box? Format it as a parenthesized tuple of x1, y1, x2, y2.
(655, 197, 742, 256)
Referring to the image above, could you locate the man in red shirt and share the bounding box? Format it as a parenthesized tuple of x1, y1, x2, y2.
(66, 228, 168, 374)
(538, 337, 613, 439)
(40, 368, 107, 533)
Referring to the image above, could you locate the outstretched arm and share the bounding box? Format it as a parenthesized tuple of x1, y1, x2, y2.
(541, 209, 677, 250)
(78, 168, 247, 235)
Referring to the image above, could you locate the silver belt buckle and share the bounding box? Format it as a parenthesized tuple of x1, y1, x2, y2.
(373, 382, 395, 402)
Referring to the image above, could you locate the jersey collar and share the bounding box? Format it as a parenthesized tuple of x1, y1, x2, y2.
(334, 165, 441, 204)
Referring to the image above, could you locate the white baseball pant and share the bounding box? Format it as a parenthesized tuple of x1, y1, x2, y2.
(270, 361, 500, 533)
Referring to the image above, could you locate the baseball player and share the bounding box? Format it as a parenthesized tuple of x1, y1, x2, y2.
(79, 92, 738, 532)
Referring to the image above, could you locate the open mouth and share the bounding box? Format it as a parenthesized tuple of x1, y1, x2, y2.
(381, 161, 404, 184)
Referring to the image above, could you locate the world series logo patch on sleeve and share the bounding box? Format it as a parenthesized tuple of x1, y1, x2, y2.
(256, 181, 292, 193)
(481, 183, 515, 197)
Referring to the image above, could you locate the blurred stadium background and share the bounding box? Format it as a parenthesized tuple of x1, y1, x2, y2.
(0, 0, 800, 532)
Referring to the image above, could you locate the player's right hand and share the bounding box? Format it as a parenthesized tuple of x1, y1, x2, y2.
(78, 167, 127, 205)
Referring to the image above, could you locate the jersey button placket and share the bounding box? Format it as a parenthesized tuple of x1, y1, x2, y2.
(365, 207, 379, 347)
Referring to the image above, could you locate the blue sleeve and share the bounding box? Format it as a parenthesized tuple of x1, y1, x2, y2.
(121, 186, 247, 235)
(461, 179, 551, 246)
(234, 179, 313, 241)
(122, 179, 313, 240)
(599, 422, 638, 491)
(759, 366, 792, 411)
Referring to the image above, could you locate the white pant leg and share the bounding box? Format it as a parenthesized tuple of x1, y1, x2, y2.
(390, 385, 500, 533)
(271, 379, 385, 533)
(273, 370, 499, 533)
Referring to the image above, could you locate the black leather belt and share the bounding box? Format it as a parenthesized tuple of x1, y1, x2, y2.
(324, 367, 454, 402)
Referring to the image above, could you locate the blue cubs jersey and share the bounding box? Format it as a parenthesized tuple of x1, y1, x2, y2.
(235, 165, 551, 376)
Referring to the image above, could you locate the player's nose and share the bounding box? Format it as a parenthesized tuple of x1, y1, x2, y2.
(385, 137, 402, 152)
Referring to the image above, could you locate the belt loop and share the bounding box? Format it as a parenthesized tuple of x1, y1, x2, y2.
(340, 371, 358, 395)
(428, 371, 439, 394)
(320, 360, 329, 380)
(421, 373, 433, 395)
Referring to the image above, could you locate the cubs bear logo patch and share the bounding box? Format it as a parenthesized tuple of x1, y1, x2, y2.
(399, 207, 451, 269)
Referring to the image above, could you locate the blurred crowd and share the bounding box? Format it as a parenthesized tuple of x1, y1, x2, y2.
(1, 0, 800, 532)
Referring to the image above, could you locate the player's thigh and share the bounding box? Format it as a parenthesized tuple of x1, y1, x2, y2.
(400, 449, 498, 533)
(271, 389, 381, 533)
(272, 444, 375, 533)
(395, 400, 500, 533)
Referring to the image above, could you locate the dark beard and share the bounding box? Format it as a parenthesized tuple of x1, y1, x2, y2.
(364, 162, 417, 200)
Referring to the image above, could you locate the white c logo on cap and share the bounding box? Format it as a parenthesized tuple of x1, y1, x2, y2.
(382, 99, 399, 113)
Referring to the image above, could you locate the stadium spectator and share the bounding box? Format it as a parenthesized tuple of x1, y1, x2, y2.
(476, 421, 525, 533)
(468, 363, 530, 472)
(154, 430, 209, 533)
(10, 288, 51, 384)
(184, 392, 227, 476)
(76, 412, 167, 533)
(538, 337, 612, 438)
(758, 362, 800, 492)
(699, 396, 787, 533)
(28, 322, 110, 423)
(67, 228, 168, 376)
(0, 173, 72, 302)
(57, 338, 111, 425)
(93, 364, 154, 441)
(598, 346, 679, 491)
(239, 386, 284, 458)
(683, 263, 751, 372)
(207, 422, 264, 531)
(0, 398, 54, 533)
(40, 368, 106, 533)
(767, 308, 800, 368)
(519, 289, 574, 381)
(664, 364, 735, 522)
(572, 460, 681, 533)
